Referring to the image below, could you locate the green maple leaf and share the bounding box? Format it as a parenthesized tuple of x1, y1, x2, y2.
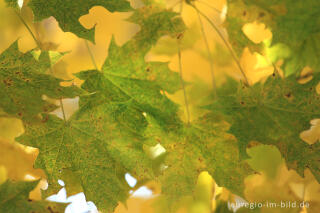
(17, 109, 153, 212)
(146, 115, 253, 211)
(0, 180, 65, 213)
(208, 74, 320, 182)
(0, 41, 81, 122)
(195, 117, 253, 197)
(17, 6, 185, 212)
(157, 137, 202, 211)
(226, 0, 320, 75)
(77, 6, 185, 130)
(27, 0, 132, 42)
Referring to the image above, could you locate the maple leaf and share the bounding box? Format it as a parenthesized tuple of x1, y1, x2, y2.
(0, 180, 65, 213)
(72, 6, 252, 204)
(208, 74, 320, 182)
(17, 6, 185, 212)
(28, 0, 132, 42)
(17, 109, 153, 212)
(157, 136, 202, 211)
(226, 0, 320, 75)
(77, 6, 185, 130)
(0, 41, 82, 122)
(146, 114, 253, 211)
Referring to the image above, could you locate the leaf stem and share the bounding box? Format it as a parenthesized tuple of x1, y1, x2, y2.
(59, 98, 67, 121)
(85, 40, 99, 70)
(190, 4, 249, 86)
(14, 11, 41, 49)
(169, 0, 181, 10)
(178, 42, 191, 124)
(16, 10, 68, 122)
(197, 0, 222, 14)
(196, 10, 217, 98)
(179, 0, 183, 13)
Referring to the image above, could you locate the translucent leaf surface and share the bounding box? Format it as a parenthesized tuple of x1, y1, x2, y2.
(0, 42, 82, 122)
(209, 74, 320, 182)
(226, 0, 320, 75)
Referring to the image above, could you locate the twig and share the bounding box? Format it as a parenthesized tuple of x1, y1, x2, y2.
(14, 11, 41, 49)
(196, 10, 217, 98)
(189, 4, 249, 86)
(59, 98, 66, 121)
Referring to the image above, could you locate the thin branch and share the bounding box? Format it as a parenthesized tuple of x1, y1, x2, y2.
(190, 4, 249, 86)
(84, 40, 99, 70)
(178, 41, 191, 124)
(196, 10, 217, 98)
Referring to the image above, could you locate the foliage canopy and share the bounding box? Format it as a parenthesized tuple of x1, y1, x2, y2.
(0, 0, 319, 212)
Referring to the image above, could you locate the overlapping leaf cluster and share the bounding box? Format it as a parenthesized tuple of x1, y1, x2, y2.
(226, 0, 320, 75)
(208, 74, 320, 182)
(1, 0, 320, 212)
(0, 42, 81, 122)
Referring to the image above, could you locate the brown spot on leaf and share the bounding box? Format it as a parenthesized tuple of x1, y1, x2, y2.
(42, 115, 49, 123)
(3, 78, 13, 87)
(247, 141, 260, 148)
(176, 32, 184, 40)
(284, 92, 292, 98)
(47, 206, 54, 213)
